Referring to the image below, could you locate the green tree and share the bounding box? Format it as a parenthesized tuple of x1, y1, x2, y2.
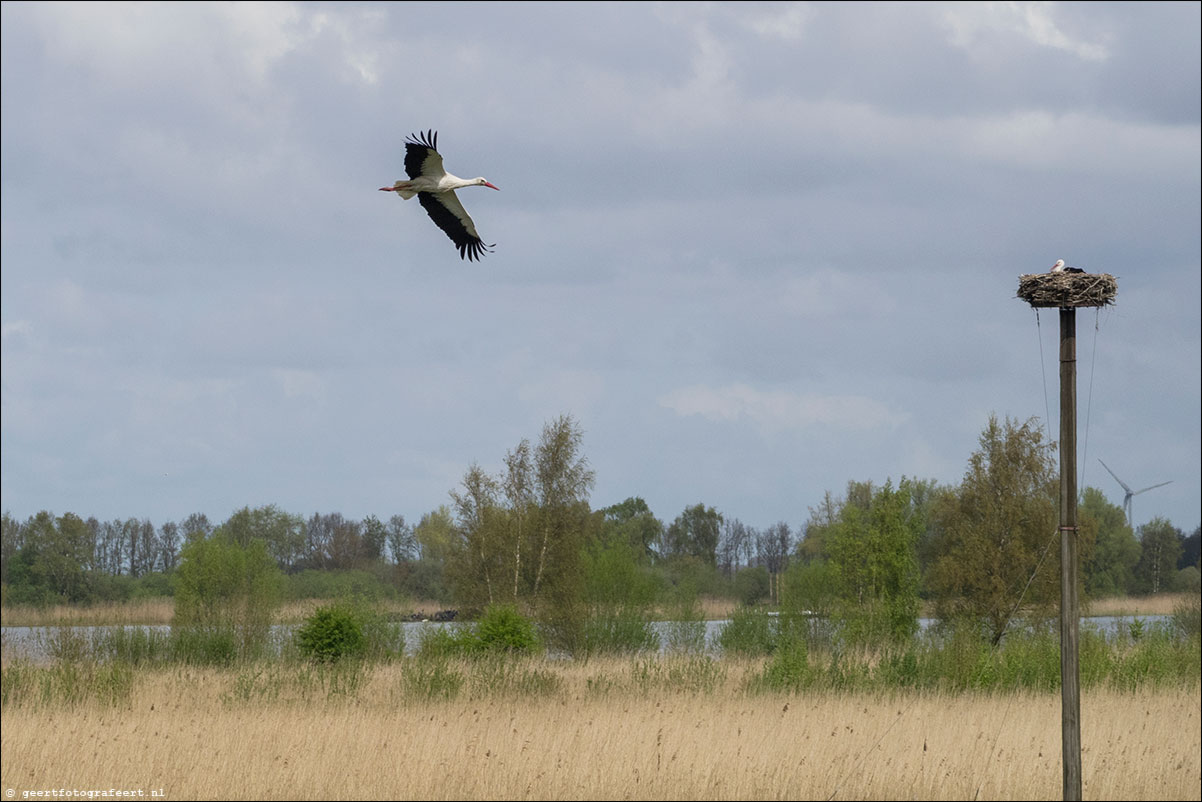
(1181, 526, 1200, 571)
(599, 497, 663, 562)
(1080, 487, 1139, 598)
(415, 506, 455, 565)
(7, 511, 94, 604)
(179, 512, 213, 544)
(40, 513, 95, 602)
(796, 490, 841, 563)
(1134, 517, 1184, 594)
(0, 511, 20, 586)
(174, 535, 282, 662)
(361, 514, 388, 563)
(827, 479, 922, 644)
(662, 504, 723, 567)
(220, 505, 306, 571)
(443, 415, 595, 649)
(327, 516, 365, 570)
(579, 537, 661, 654)
(499, 437, 535, 602)
(780, 558, 838, 619)
(448, 463, 505, 608)
(528, 415, 594, 652)
(927, 415, 1058, 645)
(385, 514, 417, 564)
(531, 414, 595, 599)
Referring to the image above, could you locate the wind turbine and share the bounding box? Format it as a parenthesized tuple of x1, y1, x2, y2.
(1098, 459, 1172, 529)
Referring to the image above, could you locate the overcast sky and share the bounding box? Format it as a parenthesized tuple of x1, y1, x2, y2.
(2, 1, 1199, 539)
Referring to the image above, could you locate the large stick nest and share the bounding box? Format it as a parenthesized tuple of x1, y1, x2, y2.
(1017, 272, 1117, 308)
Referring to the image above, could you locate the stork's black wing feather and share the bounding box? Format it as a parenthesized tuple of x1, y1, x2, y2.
(417, 191, 494, 261)
(404, 130, 440, 179)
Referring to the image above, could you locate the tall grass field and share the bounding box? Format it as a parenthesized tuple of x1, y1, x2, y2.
(2, 593, 1198, 799)
(1, 656, 1198, 801)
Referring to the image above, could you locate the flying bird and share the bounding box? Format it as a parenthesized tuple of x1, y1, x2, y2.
(1050, 259, 1085, 274)
(380, 130, 499, 261)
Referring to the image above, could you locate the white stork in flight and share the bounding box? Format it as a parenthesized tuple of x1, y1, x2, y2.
(380, 130, 499, 261)
(1050, 259, 1085, 274)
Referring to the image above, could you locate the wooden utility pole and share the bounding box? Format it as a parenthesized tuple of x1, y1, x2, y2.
(1058, 308, 1081, 801)
(1017, 269, 1116, 802)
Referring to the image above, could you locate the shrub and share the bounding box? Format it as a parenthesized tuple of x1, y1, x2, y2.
(754, 639, 813, 692)
(474, 604, 541, 654)
(717, 606, 777, 656)
(296, 603, 367, 662)
(411, 605, 540, 659)
(580, 607, 659, 656)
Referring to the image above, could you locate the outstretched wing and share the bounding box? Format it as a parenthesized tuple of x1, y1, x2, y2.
(404, 130, 444, 180)
(417, 190, 495, 261)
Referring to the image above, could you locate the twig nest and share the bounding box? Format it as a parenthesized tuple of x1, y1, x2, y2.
(1017, 272, 1117, 308)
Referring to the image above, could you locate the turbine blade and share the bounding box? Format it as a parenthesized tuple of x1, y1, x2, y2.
(1098, 459, 1133, 494)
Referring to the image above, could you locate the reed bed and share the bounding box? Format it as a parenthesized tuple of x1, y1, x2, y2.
(2, 658, 1199, 800)
(1083, 592, 1195, 618)
(0, 598, 177, 628)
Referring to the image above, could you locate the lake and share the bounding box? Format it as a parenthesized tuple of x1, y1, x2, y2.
(0, 614, 1171, 662)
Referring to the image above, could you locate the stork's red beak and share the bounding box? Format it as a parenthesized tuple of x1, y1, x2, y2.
(484, 182, 500, 190)
(379, 186, 394, 192)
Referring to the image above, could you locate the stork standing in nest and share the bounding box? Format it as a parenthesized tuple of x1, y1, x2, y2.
(1051, 259, 1085, 274)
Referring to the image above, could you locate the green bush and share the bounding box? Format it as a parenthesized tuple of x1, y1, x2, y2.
(412, 604, 542, 658)
(295, 603, 367, 662)
(580, 608, 659, 656)
(474, 604, 541, 654)
(751, 639, 813, 693)
(717, 607, 778, 656)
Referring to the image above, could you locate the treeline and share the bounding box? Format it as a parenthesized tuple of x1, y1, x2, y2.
(2, 414, 1199, 629)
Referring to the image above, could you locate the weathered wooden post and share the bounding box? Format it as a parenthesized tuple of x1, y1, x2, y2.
(1017, 269, 1117, 801)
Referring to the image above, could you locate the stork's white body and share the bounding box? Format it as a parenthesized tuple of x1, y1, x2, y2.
(1050, 259, 1085, 274)
(390, 171, 482, 200)
(380, 130, 498, 261)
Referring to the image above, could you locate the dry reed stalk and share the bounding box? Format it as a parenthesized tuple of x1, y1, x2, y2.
(1083, 592, 1196, 618)
(2, 662, 1197, 801)
(0, 598, 176, 628)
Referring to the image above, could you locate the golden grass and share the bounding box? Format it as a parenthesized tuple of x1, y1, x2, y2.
(0, 597, 446, 628)
(1083, 592, 1196, 618)
(0, 598, 177, 627)
(2, 659, 1198, 801)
